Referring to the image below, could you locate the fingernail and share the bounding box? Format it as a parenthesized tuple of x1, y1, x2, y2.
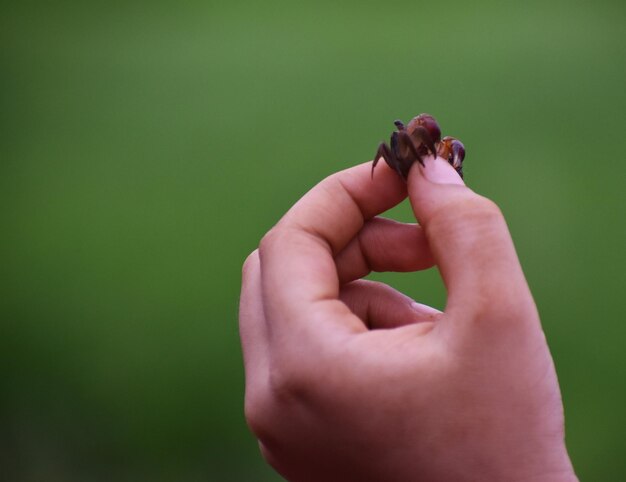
(410, 302, 442, 320)
(420, 156, 465, 186)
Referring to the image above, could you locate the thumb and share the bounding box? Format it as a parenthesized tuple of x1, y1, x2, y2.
(407, 156, 535, 324)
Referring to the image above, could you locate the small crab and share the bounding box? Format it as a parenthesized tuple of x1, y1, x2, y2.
(372, 113, 466, 180)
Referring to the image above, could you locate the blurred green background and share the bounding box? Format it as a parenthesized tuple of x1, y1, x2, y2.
(1, 1, 625, 480)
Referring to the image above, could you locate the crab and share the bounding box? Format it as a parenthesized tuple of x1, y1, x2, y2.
(372, 113, 466, 180)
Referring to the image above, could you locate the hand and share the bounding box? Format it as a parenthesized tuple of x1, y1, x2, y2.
(239, 156, 577, 481)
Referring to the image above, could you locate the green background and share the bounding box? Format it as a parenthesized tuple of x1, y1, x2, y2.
(1, 1, 625, 480)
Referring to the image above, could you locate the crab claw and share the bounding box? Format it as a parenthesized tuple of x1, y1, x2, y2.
(437, 136, 466, 179)
(450, 139, 465, 170)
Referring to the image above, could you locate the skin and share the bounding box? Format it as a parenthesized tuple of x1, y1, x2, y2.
(239, 155, 578, 482)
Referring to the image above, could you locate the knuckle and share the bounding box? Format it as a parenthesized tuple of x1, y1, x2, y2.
(244, 388, 274, 441)
(431, 194, 505, 236)
(462, 195, 503, 224)
(244, 362, 313, 439)
(241, 249, 260, 281)
(258, 226, 282, 258)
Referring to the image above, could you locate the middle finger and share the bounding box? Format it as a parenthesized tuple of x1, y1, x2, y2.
(335, 217, 435, 284)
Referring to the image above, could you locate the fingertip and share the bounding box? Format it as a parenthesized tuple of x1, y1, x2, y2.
(409, 156, 465, 188)
(407, 156, 471, 225)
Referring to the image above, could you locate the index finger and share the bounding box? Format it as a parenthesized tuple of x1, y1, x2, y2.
(259, 161, 406, 336)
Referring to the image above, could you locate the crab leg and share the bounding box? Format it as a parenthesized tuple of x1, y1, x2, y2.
(394, 120, 406, 130)
(372, 142, 403, 179)
(397, 130, 424, 168)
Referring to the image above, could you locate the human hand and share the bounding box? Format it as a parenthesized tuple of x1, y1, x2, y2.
(239, 156, 577, 481)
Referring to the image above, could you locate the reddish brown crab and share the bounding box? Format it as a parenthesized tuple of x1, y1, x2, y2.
(372, 114, 466, 180)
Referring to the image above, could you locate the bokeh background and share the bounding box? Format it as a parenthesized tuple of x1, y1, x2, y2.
(1, 1, 625, 480)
